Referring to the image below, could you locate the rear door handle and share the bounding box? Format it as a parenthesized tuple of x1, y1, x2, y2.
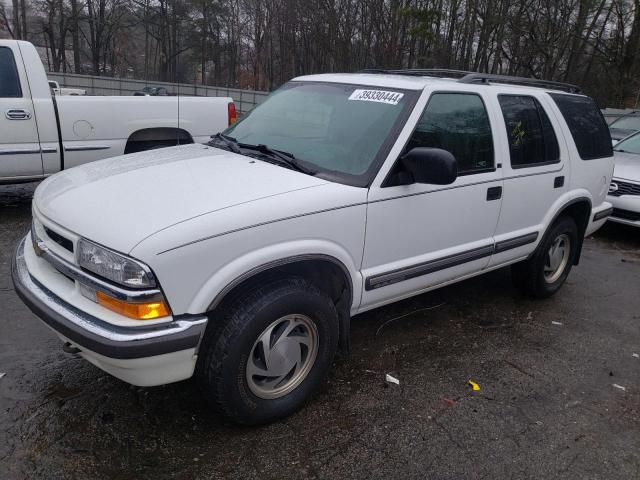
(486, 186, 502, 201)
(5, 109, 32, 120)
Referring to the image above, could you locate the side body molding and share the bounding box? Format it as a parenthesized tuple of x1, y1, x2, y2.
(364, 194, 594, 291)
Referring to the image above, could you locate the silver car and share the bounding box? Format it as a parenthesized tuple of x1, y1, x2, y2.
(609, 111, 640, 144)
(608, 131, 640, 226)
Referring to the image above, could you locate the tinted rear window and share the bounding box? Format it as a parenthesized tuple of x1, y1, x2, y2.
(498, 95, 560, 168)
(0, 47, 22, 98)
(549, 93, 612, 160)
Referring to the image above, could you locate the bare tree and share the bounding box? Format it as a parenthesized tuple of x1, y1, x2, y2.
(8, 0, 640, 107)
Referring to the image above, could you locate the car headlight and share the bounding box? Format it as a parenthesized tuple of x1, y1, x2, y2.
(76, 238, 156, 288)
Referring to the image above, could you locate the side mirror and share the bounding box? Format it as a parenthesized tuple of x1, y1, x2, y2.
(400, 147, 458, 185)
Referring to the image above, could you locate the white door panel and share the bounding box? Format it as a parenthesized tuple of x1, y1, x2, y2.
(0, 45, 42, 178)
(360, 90, 504, 310)
(361, 178, 502, 308)
(487, 93, 570, 267)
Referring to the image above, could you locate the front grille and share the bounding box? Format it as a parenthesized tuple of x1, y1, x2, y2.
(611, 208, 640, 222)
(609, 179, 640, 197)
(44, 226, 74, 253)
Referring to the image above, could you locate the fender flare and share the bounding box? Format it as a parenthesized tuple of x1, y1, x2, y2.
(206, 253, 354, 312)
(206, 253, 355, 352)
(536, 195, 592, 265)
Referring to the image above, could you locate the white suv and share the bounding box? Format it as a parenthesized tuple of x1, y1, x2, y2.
(13, 70, 614, 424)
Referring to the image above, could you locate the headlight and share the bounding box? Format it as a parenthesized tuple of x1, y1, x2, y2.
(76, 238, 156, 288)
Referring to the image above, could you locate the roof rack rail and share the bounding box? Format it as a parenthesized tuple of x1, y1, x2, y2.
(459, 73, 582, 94)
(358, 68, 582, 94)
(359, 68, 475, 78)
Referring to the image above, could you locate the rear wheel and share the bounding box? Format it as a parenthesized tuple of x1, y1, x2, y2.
(125, 140, 177, 153)
(196, 277, 339, 425)
(511, 216, 578, 299)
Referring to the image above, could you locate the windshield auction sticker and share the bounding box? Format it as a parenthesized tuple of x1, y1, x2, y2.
(348, 89, 404, 105)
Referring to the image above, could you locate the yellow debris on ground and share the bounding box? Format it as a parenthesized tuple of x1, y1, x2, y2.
(468, 380, 481, 391)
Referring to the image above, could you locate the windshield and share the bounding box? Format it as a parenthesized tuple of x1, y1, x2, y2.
(610, 114, 640, 131)
(223, 82, 416, 184)
(614, 132, 640, 155)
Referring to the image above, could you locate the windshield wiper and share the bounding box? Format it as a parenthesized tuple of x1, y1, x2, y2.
(208, 133, 240, 153)
(239, 143, 316, 175)
(209, 135, 316, 175)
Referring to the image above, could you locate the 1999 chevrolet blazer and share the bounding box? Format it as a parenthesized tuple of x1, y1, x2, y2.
(13, 70, 614, 424)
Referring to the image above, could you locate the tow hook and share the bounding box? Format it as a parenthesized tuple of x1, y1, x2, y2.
(62, 342, 81, 354)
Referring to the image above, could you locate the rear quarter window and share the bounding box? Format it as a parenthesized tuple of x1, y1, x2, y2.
(549, 93, 612, 160)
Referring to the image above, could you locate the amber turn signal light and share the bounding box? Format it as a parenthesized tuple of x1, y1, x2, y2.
(96, 291, 171, 320)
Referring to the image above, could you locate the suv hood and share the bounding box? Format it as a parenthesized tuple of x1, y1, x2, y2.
(35, 144, 329, 253)
(612, 151, 640, 182)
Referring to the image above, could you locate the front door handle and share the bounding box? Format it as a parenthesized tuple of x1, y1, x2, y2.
(5, 109, 32, 120)
(487, 186, 502, 201)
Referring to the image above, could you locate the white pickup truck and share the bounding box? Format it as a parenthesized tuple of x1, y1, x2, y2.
(47, 80, 86, 96)
(0, 40, 235, 183)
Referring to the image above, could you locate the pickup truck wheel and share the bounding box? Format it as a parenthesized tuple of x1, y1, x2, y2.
(196, 277, 339, 425)
(511, 216, 578, 299)
(126, 140, 174, 154)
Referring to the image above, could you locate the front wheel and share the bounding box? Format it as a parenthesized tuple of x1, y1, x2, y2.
(511, 216, 578, 299)
(196, 277, 339, 425)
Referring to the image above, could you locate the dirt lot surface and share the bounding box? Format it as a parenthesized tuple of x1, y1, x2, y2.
(1, 182, 639, 479)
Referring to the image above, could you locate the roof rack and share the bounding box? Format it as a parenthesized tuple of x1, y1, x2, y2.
(358, 69, 582, 94)
(459, 73, 581, 94)
(359, 68, 474, 78)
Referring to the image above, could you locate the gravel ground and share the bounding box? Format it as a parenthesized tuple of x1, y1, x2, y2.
(0, 182, 639, 479)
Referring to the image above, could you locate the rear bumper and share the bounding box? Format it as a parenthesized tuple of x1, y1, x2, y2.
(12, 237, 208, 384)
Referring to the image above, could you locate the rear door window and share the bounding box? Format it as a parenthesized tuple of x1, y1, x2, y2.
(549, 93, 613, 160)
(0, 47, 22, 98)
(498, 95, 560, 168)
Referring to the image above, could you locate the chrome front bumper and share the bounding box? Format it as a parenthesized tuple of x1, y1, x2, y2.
(12, 237, 208, 360)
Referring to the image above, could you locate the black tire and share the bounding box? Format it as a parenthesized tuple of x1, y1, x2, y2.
(196, 277, 339, 425)
(511, 216, 578, 299)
